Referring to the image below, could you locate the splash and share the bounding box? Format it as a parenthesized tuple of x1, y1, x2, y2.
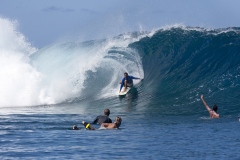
(0, 17, 145, 107)
(0, 18, 41, 107)
(30, 34, 145, 104)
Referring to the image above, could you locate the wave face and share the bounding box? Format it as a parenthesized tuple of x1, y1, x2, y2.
(0, 18, 145, 107)
(1, 18, 240, 116)
(129, 27, 240, 115)
(29, 37, 144, 105)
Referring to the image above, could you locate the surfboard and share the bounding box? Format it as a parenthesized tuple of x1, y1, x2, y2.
(119, 87, 131, 96)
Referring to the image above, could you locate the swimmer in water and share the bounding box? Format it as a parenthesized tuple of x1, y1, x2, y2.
(200, 94, 219, 118)
(73, 116, 122, 130)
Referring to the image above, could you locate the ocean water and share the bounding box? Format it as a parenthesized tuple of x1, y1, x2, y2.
(1, 18, 240, 159)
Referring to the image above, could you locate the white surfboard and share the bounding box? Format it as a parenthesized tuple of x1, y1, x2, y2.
(119, 87, 131, 96)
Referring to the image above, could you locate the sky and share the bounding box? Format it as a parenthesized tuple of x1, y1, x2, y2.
(1, 0, 240, 47)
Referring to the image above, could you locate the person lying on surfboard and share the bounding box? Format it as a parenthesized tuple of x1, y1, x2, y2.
(73, 116, 122, 130)
(119, 72, 141, 93)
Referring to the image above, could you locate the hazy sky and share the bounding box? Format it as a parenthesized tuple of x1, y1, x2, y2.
(1, 0, 240, 47)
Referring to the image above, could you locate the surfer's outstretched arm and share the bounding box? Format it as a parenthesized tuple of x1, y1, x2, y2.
(131, 76, 141, 80)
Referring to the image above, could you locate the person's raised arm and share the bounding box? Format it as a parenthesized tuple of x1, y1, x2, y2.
(201, 95, 211, 113)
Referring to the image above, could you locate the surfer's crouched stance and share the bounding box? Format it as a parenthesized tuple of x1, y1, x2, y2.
(73, 116, 122, 130)
(119, 72, 141, 93)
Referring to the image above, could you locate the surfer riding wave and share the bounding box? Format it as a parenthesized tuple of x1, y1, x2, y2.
(119, 72, 141, 93)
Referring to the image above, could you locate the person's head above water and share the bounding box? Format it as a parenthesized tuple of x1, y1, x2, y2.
(114, 116, 122, 128)
(212, 104, 218, 112)
(104, 108, 110, 116)
(124, 72, 128, 77)
(72, 125, 79, 130)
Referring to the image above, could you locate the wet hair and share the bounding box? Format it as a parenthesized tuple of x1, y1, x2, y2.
(115, 116, 122, 128)
(212, 104, 218, 112)
(104, 108, 110, 116)
(124, 72, 128, 76)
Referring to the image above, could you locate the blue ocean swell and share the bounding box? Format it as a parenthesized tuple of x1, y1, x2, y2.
(1, 26, 240, 160)
(129, 27, 240, 116)
(27, 27, 240, 116)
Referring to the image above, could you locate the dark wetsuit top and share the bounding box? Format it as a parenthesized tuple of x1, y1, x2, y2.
(92, 115, 112, 124)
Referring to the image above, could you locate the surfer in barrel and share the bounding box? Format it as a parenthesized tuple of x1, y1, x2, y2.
(200, 95, 220, 118)
(119, 72, 141, 93)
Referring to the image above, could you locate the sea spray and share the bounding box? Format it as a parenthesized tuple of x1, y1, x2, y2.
(0, 18, 40, 107)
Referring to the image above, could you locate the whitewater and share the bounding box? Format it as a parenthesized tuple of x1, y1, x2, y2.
(1, 18, 240, 159)
(0, 18, 146, 107)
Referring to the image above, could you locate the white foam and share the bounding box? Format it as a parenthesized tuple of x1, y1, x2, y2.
(0, 17, 147, 107)
(0, 18, 40, 107)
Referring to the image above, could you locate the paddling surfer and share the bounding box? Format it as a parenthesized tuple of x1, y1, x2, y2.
(82, 116, 122, 130)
